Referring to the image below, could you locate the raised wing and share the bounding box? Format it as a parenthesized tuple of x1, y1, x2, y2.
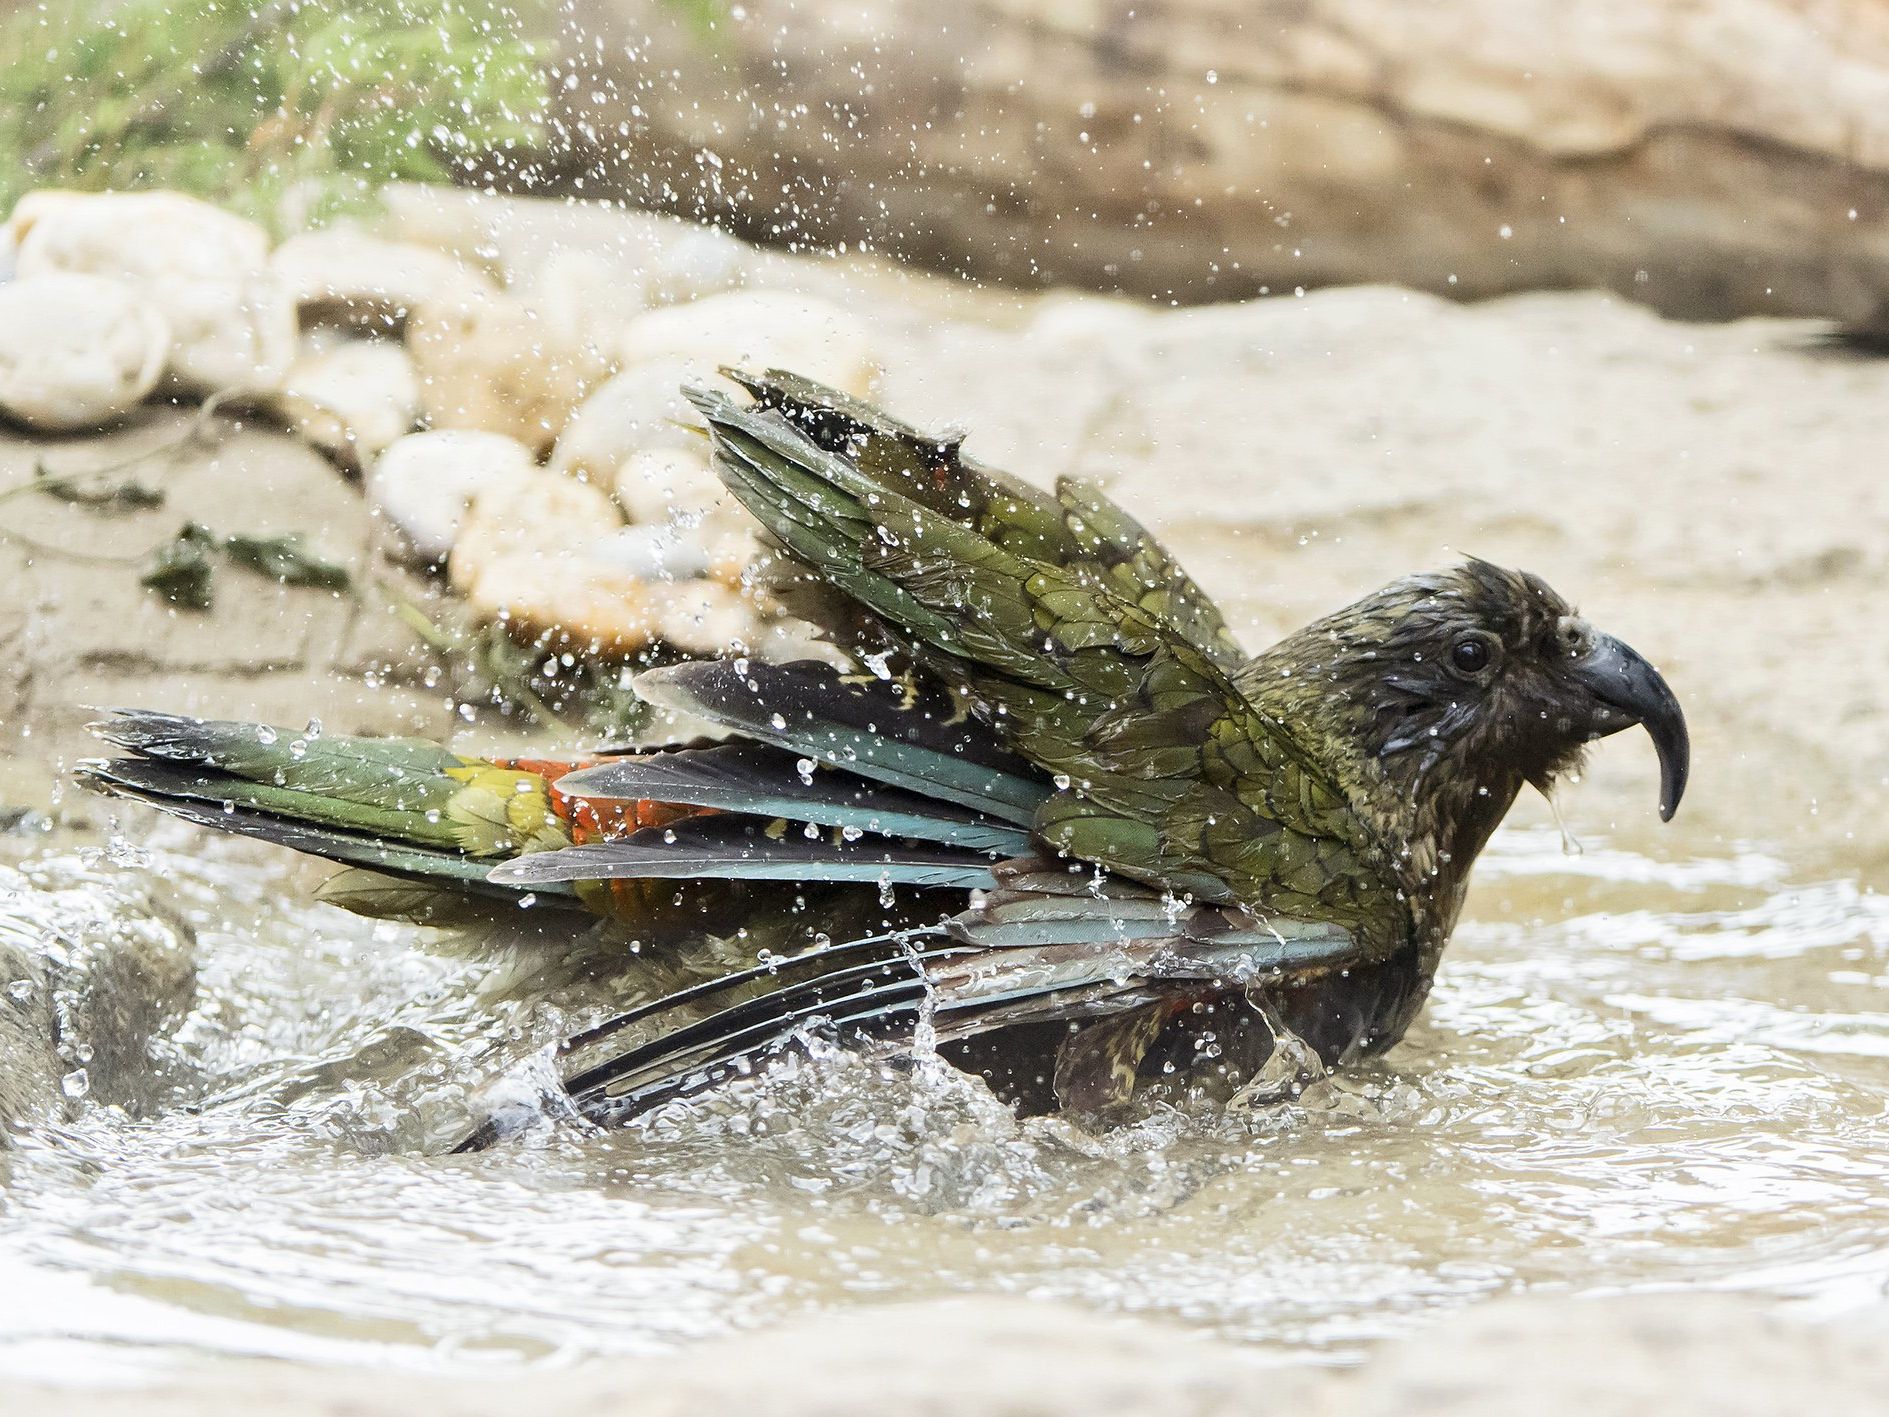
(730, 368, 1247, 669)
(692, 379, 1409, 959)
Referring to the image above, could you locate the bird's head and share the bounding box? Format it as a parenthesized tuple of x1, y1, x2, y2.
(1258, 560, 1688, 894)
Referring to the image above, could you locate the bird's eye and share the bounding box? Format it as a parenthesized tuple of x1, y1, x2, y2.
(1449, 635, 1495, 677)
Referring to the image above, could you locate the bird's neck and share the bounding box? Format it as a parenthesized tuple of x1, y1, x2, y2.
(1236, 652, 1523, 943)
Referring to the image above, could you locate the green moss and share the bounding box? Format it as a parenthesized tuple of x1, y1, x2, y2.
(0, 0, 551, 231)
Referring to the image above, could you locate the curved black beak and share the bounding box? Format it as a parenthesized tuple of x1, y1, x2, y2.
(1566, 634, 1689, 822)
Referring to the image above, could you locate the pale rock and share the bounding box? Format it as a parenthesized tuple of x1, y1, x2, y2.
(614, 291, 879, 396)
(368, 429, 538, 564)
(448, 471, 649, 653)
(0, 274, 170, 432)
(701, 525, 760, 587)
(648, 578, 763, 655)
(610, 446, 732, 526)
(379, 186, 749, 303)
(1025, 292, 1158, 345)
(591, 523, 715, 581)
(592, 522, 758, 588)
(10, 190, 295, 395)
(551, 358, 725, 480)
(406, 289, 612, 454)
(515, 249, 655, 353)
(515, 230, 744, 349)
(743, 614, 850, 668)
(270, 228, 497, 332)
(643, 221, 750, 304)
(457, 552, 657, 656)
(274, 338, 420, 471)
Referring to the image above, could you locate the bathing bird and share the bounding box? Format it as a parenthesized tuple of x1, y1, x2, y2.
(84, 370, 1688, 1132)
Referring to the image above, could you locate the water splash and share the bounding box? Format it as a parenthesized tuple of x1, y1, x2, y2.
(0, 827, 1884, 1379)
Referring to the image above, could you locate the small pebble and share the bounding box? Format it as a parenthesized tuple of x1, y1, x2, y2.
(275, 337, 420, 472)
(407, 289, 611, 454)
(613, 290, 880, 397)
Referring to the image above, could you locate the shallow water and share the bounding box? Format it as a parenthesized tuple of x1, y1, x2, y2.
(1, 823, 1885, 1383)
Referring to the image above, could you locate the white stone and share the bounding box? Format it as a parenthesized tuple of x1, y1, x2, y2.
(647, 578, 762, 655)
(0, 274, 170, 432)
(270, 228, 497, 332)
(642, 222, 750, 305)
(368, 430, 538, 564)
(551, 359, 726, 481)
(614, 290, 880, 396)
(609, 446, 732, 526)
(406, 289, 612, 454)
(590, 523, 715, 581)
(515, 250, 655, 355)
(10, 190, 295, 396)
(274, 338, 420, 471)
(447, 472, 650, 653)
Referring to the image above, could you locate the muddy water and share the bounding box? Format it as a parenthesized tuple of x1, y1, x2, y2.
(1, 819, 1884, 1384)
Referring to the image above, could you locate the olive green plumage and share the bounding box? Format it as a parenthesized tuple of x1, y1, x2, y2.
(86, 368, 1687, 1133)
(697, 375, 1409, 959)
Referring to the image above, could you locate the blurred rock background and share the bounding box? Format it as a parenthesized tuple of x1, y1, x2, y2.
(551, 0, 1889, 331)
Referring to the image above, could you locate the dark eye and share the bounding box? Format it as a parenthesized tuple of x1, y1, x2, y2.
(1450, 635, 1493, 676)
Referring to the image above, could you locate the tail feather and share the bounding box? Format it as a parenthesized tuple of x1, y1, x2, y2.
(557, 743, 1033, 855)
(634, 659, 1051, 825)
(489, 815, 1003, 890)
(516, 867, 1361, 1135)
(95, 710, 466, 817)
(555, 932, 1164, 1128)
(79, 760, 576, 904)
(564, 941, 960, 1109)
(87, 710, 476, 859)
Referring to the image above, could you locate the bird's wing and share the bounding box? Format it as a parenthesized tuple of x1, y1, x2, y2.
(516, 865, 1360, 1134)
(693, 380, 1407, 957)
(727, 368, 1247, 669)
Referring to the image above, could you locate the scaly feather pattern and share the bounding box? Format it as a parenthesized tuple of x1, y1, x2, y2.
(689, 378, 1409, 958)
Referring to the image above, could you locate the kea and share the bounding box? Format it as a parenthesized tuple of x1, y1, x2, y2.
(85, 370, 1688, 1137)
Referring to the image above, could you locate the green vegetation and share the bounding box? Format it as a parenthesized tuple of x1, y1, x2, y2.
(143, 523, 354, 609)
(392, 597, 677, 736)
(0, 0, 551, 229)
